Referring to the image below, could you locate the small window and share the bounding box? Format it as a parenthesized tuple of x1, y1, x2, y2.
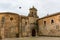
(56, 25, 59, 29)
(10, 17, 13, 21)
(44, 21, 46, 26)
(59, 16, 60, 21)
(25, 22, 27, 25)
(1, 17, 5, 23)
(51, 20, 54, 24)
(32, 12, 33, 14)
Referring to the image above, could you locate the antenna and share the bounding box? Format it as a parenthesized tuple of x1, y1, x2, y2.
(47, 14, 49, 16)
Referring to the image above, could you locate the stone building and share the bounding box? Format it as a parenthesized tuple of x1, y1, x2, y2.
(38, 12, 60, 36)
(19, 6, 39, 37)
(0, 6, 39, 38)
(0, 6, 60, 38)
(0, 13, 19, 38)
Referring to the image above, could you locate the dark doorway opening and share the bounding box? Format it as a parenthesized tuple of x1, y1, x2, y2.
(16, 33, 19, 38)
(32, 29, 36, 37)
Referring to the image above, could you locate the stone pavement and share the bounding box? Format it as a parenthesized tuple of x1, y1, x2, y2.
(2, 37, 60, 40)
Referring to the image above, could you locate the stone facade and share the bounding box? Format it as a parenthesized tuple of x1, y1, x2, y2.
(0, 6, 39, 38)
(0, 13, 20, 38)
(19, 6, 39, 37)
(38, 12, 60, 36)
(0, 6, 60, 38)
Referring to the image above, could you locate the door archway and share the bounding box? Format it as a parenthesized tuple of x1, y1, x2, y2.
(32, 29, 36, 37)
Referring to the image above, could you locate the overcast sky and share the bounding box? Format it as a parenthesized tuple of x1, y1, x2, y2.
(0, 0, 60, 18)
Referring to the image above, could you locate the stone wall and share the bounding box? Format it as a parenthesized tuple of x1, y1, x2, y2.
(38, 14, 60, 36)
(0, 12, 19, 38)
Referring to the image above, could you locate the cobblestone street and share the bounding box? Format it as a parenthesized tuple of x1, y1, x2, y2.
(3, 37, 60, 40)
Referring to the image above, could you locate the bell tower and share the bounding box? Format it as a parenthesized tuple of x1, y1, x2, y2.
(28, 6, 38, 18)
(28, 6, 39, 37)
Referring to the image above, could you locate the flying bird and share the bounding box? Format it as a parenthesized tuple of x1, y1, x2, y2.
(19, 7, 21, 9)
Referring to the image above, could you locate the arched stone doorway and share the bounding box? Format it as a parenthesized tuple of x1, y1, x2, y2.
(32, 29, 36, 37)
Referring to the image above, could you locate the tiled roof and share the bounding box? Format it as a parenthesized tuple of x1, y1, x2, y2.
(38, 12, 60, 20)
(0, 12, 19, 15)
